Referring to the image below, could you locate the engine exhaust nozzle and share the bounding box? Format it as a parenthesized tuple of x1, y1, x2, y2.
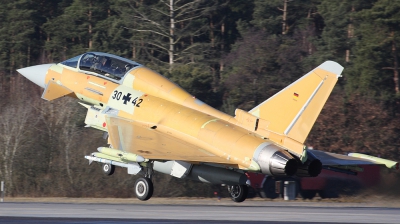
(296, 150, 322, 177)
(254, 143, 297, 176)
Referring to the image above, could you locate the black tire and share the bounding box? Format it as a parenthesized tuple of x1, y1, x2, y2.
(246, 187, 257, 198)
(228, 185, 248, 203)
(263, 178, 279, 199)
(102, 163, 115, 176)
(135, 177, 154, 201)
(300, 190, 317, 199)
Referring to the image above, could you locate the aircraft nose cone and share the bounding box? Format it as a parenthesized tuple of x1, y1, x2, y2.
(17, 64, 54, 88)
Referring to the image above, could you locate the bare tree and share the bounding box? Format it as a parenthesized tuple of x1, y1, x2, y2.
(118, 0, 216, 67)
(35, 98, 85, 186)
(0, 102, 34, 191)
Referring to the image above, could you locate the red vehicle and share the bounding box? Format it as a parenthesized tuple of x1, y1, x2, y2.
(246, 165, 381, 199)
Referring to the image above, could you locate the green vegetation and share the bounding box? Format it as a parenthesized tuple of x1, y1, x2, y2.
(0, 0, 399, 197)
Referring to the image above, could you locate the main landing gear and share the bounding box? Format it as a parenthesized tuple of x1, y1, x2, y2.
(135, 177, 153, 201)
(99, 161, 155, 201)
(228, 185, 249, 202)
(134, 163, 154, 201)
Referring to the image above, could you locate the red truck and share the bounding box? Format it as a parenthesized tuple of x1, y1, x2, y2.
(246, 165, 381, 199)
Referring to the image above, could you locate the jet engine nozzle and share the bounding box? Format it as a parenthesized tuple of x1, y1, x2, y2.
(270, 151, 298, 176)
(254, 144, 297, 176)
(296, 150, 322, 177)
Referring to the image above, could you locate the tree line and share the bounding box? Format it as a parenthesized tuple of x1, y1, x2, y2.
(0, 0, 399, 197)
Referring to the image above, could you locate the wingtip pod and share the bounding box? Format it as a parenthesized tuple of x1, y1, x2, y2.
(348, 153, 399, 170)
(319, 61, 344, 78)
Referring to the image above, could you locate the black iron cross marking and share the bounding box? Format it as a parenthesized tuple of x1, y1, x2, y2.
(122, 93, 131, 105)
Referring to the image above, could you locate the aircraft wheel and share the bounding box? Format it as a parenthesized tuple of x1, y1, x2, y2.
(135, 177, 154, 201)
(228, 185, 248, 203)
(102, 163, 115, 176)
(300, 190, 317, 199)
(263, 178, 279, 199)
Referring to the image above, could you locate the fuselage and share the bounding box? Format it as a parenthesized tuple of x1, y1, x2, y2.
(19, 52, 299, 176)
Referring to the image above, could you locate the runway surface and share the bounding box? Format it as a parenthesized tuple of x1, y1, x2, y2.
(0, 200, 399, 223)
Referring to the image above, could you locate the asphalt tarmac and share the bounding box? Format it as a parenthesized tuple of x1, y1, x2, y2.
(0, 200, 399, 223)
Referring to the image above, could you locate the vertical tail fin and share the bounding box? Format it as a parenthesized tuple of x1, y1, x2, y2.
(249, 61, 343, 144)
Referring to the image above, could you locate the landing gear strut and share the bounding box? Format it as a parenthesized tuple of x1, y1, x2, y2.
(135, 162, 154, 201)
(228, 185, 248, 202)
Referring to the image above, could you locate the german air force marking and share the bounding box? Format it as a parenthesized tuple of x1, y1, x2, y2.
(108, 86, 144, 114)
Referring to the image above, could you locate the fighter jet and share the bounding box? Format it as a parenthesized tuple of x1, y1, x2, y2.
(18, 52, 398, 202)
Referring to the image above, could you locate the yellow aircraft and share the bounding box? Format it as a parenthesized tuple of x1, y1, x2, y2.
(18, 52, 398, 202)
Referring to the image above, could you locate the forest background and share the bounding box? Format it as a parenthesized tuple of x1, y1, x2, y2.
(0, 0, 399, 198)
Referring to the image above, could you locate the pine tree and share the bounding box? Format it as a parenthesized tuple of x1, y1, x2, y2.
(0, 0, 36, 74)
(43, 0, 112, 61)
(348, 0, 400, 101)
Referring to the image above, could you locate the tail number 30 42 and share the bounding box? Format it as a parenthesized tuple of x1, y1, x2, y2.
(112, 90, 143, 107)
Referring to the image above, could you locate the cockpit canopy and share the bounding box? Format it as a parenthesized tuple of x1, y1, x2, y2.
(60, 52, 141, 81)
